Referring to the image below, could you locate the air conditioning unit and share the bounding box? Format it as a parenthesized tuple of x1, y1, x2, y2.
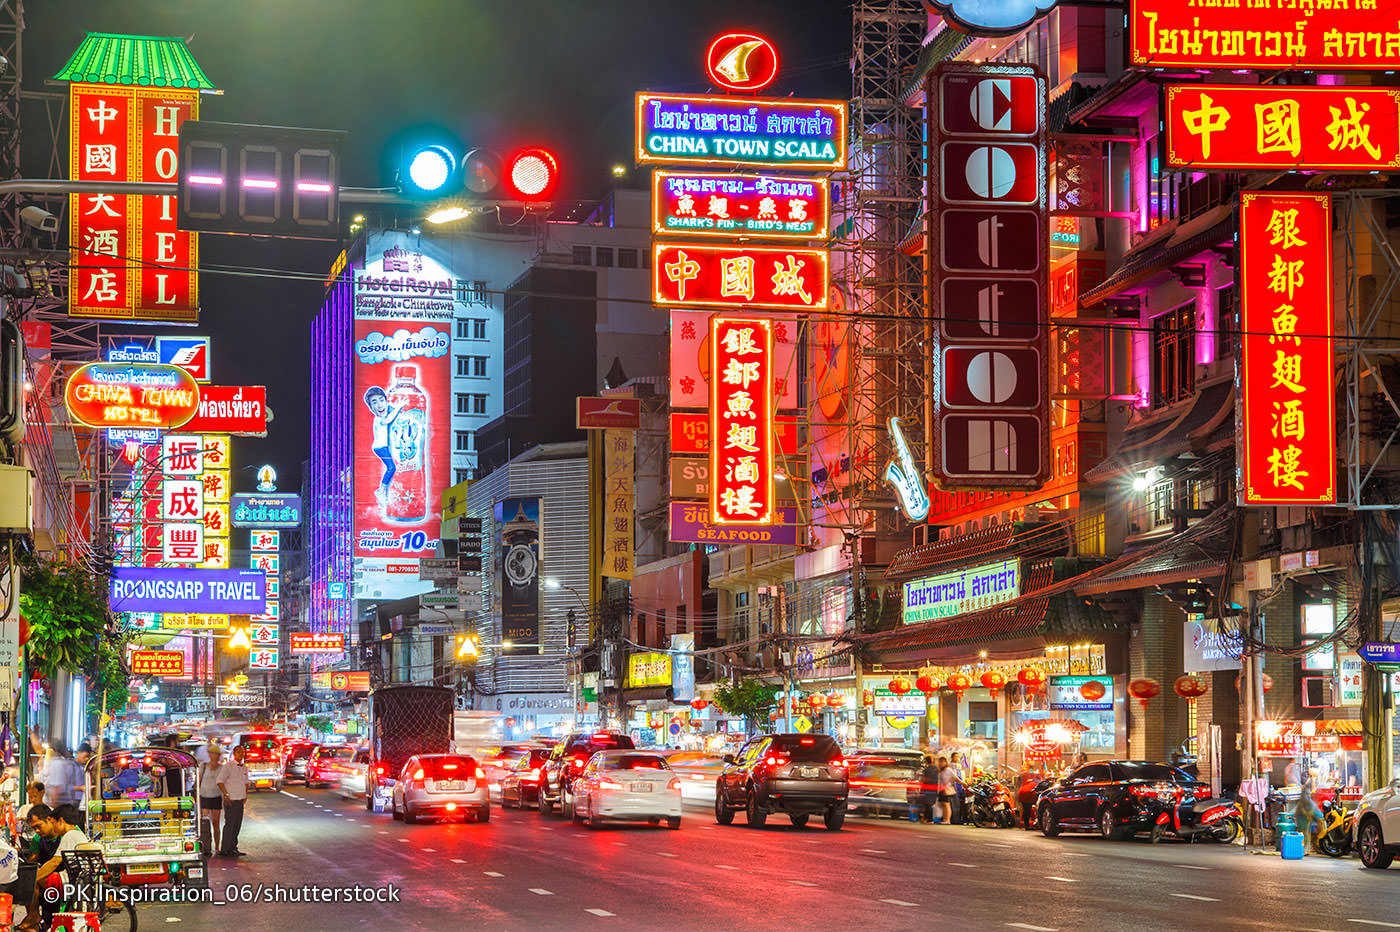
(0, 463, 33, 535)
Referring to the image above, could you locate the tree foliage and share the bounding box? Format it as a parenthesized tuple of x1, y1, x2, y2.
(305, 714, 332, 735)
(712, 677, 777, 730)
(89, 631, 132, 716)
(18, 551, 114, 678)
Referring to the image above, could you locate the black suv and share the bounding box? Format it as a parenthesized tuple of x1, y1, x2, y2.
(715, 733, 849, 830)
(538, 731, 635, 816)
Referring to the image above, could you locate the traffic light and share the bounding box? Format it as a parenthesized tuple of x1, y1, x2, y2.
(178, 121, 346, 239)
(400, 142, 561, 209)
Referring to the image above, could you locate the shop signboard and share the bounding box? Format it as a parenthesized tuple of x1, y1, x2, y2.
(902, 560, 1020, 624)
(137, 701, 167, 715)
(156, 335, 211, 382)
(873, 687, 925, 718)
(710, 316, 776, 527)
(130, 650, 185, 677)
(670, 310, 801, 411)
(497, 497, 541, 656)
(652, 171, 829, 240)
(653, 244, 830, 312)
(110, 568, 266, 614)
(1047, 675, 1113, 712)
(635, 93, 846, 170)
(249, 647, 278, 670)
(1238, 193, 1336, 505)
(231, 493, 302, 528)
(1338, 653, 1364, 707)
(668, 502, 800, 546)
(289, 633, 344, 654)
(1183, 619, 1243, 672)
(627, 652, 672, 689)
(172, 385, 268, 435)
(216, 686, 266, 710)
(1360, 642, 1400, 669)
(310, 671, 371, 691)
(576, 396, 642, 430)
(64, 362, 200, 430)
(670, 634, 696, 703)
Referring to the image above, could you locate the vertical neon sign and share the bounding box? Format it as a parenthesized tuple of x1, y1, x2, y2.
(710, 316, 775, 526)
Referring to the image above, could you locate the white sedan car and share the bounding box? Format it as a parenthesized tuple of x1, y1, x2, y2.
(571, 750, 682, 829)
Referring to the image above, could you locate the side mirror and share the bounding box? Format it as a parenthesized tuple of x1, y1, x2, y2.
(722, 754, 736, 765)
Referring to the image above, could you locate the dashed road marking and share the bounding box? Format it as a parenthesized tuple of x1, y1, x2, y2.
(1348, 922, 1400, 929)
(397, 839, 410, 844)
(529, 888, 554, 896)
(984, 842, 1014, 848)
(861, 848, 887, 854)
(1044, 876, 1077, 883)
(450, 858, 466, 864)
(715, 865, 738, 870)
(378, 830, 389, 834)
(612, 842, 628, 847)
(1169, 894, 1220, 902)
(484, 871, 504, 878)
(789, 880, 818, 887)
(1173, 864, 1211, 871)
(280, 791, 301, 799)
(584, 909, 615, 917)
(1060, 851, 1088, 856)
(655, 852, 678, 858)
(1007, 924, 1057, 932)
(880, 899, 918, 907)
(422, 848, 436, 852)
(948, 862, 979, 868)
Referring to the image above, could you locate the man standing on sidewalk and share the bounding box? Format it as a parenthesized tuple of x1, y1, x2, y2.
(217, 745, 250, 858)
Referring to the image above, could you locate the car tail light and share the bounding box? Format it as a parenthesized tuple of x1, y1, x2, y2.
(598, 778, 624, 790)
(476, 767, 487, 780)
(830, 757, 847, 770)
(442, 763, 459, 771)
(764, 755, 788, 768)
(799, 737, 815, 745)
(524, 769, 539, 780)
(446, 803, 457, 811)
(571, 758, 585, 770)
(412, 768, 424, 781)
(592, 733, 613, 740)
(375, 764, 386, 776)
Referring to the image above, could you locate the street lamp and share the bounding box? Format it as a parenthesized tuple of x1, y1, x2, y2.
(544, 578, 589, 728)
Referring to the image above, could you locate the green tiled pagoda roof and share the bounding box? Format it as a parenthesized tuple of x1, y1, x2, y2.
(52, 33, 218, 90)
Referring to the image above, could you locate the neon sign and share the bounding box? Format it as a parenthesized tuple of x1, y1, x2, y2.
(652, 171, 829, 240)
(706, 33, 779, 92)
(1167, 85, 1400, 172)
(1239, 193, 1335, 506)
(927, 0, 1057, 37)
(653, 243, 829, 311)
(636, 93, 846, 169)
(884, 417, 930, 522)
(63, 362, 200, 430)
(710, 316, 775, 526)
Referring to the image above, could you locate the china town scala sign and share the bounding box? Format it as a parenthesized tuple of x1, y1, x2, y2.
(64, 362, 200, 430)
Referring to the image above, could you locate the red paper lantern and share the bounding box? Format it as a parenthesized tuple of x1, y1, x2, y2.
(770, 710, 779, 722)
(1079, 680, 1107, 703)
(915, 673, 941, 694)
(690, 698, 709, 711)
(808, 692, 827, 709)
(1017, 666, 1047, 692)
(1173, 674, 1208, 704)
(504, 717, 516, 727)
(1128, 677, 1162, 710)
(945, 672, 972, 701)
(1262, 673, 1273, 693)
(980, 669, 1007, 699)
(862, 689, 874, 707)
(826, 692, 845, 708)
(888, 676, 912, 695)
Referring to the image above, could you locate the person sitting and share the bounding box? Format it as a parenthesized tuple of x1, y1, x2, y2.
(20, 804, 89, 932)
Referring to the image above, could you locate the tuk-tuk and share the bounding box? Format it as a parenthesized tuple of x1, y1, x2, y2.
(84, 746, 208, 887)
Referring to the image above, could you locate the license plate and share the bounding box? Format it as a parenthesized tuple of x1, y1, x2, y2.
(798, 767, 819, 778)
(994, 803, 1008, 811)
(436, 781, 465, 791)
(127, 863, 161, 875)
(187, 865, 205, 880)
(630, 783, 652, 793)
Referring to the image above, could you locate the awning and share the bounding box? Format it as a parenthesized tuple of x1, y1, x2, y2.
(885, 520, 1072, 583)
(1080, 209, 1236, 309)
(51, 33, 220, 91)
(1074, 508, 1236, 596)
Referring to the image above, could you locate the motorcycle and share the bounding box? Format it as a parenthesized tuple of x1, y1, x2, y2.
(966, 775, 1018, 828)
(1150, 787, 1243, 844)
(1314, 797, 1353, 857)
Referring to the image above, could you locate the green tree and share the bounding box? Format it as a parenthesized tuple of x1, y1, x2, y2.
(88, 631, 132, 717)
(712, 677, 778, 734)
(19, 551, 116, 677)
(305, 714, 332, 736)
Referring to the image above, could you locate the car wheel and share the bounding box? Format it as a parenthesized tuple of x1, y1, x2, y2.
(365, 790, 374, 812)
(476, 807, 490, 824)
(824, 805, 845, 831)
(1099, 808, 1124, 841)
(1359, 819, 1394, 869)
(714, 788, 735, 825)
(561, 785, 573, 819)
(647, 817, 660, 825)
(392, 798, 403, 821)
(790, 813, 809, 828)
(1039, 805, 1060, 837)
(403, 806, 418, 825)
(746, 788, 767, 828)
(667, 816, 681, 830)
(538, 785, 553, 815)
(571, 799, 585, 825)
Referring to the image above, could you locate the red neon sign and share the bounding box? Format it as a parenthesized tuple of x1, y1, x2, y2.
(1166, 85, 1400, 172)
(653, 243, 829, 311)
(1131, 0, 1400, 70)
(64, 362, 200, 430)
(652, 171, 828, 241)
(710, 317, 775, 526)
(130, 649, 185, 677)
(1239, 192, 1335, 506)
(289, 632, 346, 654)
(706, 33, 779, 92)
(172, 385, 268, 435)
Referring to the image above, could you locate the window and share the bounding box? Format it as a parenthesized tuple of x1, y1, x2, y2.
(456, 319, 470, 340)
(1147, 480, 1174, 529)
(455, 356, 471, 377)
(618, 248, 638, 269)
(455, 393, 470, 414)
(675, 604, 686, 634)
(1152, 303, 1196, 406)
(455, 431, 474, 452)
(472, 394, 487, 414)
(455, 469, 470, 484)
(472, 356, 486, 376)
(1144, 136, 1185, 231)
(595, 247, 614, 268)
(656, 609, 666, 645)
(1215, 285, 1238, 362)
(573, 245, 592, 266)
(457, 355, 486, 377)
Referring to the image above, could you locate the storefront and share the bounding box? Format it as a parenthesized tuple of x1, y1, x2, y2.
(1257, 718, 1367, 804)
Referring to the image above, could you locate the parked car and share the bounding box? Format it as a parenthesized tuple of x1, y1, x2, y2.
(715, 733, 849, 830)
(282, 740, 319, 785)
(500, 748, 553, 809)
(391, 753, 490, 824)
(538, 731, 636, 816)
(333, 746, 371, 798)
(1353, 778, 1400, 869)
(1036, 760, 1205, 840)
(846, 749, 925, 817)
(305, 745, 340, 788)
(571, 750, 682, 829)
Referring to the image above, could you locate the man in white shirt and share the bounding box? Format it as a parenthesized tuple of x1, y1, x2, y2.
(24, 804, 90, 932)
(216, 745, 250, 858)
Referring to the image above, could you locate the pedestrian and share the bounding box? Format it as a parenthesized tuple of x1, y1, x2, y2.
(948, 751, 967, 824)
(1072, 750, 1089, 769)
(217, 745, 250, 858)
(16, 782, 43, 821)
(199, 744, 225, 856)
(39, 744, 81, 808)
(73, 743, 93, 804)
(915, 755, 940, 822)
(937, 756, 957, 826)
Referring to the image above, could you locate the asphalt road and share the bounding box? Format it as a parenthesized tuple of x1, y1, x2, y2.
(131, 787, 1400, 932)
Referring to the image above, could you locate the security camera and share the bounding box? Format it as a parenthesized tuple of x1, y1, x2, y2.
(20, 206, 57, 234)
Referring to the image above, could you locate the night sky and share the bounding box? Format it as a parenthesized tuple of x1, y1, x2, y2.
(24, 1, 851, 489)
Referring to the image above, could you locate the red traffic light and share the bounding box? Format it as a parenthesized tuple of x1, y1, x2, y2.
(504, 148, 559, 201)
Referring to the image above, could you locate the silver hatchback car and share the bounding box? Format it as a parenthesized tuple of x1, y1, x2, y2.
(391, 753, 490, 824)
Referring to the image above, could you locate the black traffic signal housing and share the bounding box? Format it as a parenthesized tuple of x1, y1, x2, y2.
(178, 121, 346, 239)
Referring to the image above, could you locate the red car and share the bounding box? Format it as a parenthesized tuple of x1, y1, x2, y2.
(305, 745, 342, 788)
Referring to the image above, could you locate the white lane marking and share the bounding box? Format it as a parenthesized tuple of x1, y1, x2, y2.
(612, 842, 628, 847)
(421, 848, 436, 853)
(280, 791, 301, 799)
(861, 848, 887, 854)
(655, 852, 678, 858)
(984, 842, 1014, 848)
(378, 830, 389, 834)
(1169, 894, 1221, 902)
(1007, 924, 1058, 932)
(584, 909, 616, 917)
(1060, 851, 1088, 857)
(1348, 922, 1400, 929)
(880, 899, 918, 907)
(1044, 876, 1078, 883)
(789, 880, 818, 887)
(715, 865, 738, 870)
(529, 888, 554, 896)
(948, 862, 979, 868)
(483, 871, 504, 878)
(1173, 864, 1211, 871)
(450, 858, 466, 864)
(397, 838, 410, 844)
(165, 919, 183, 924)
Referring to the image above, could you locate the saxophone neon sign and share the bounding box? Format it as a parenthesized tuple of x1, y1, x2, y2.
(885, 417, 930, 522)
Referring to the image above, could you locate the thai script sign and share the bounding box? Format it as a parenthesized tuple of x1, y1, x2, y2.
(635, 93, 846, 169)
(627, 652, 673, 688)
(710, 317, 775, 526)
(653, 243, 829, 311)
(668, 503, 800, 546)
(902, 559, 1020, 624)
(130, 650, 185, 677)
(110, 568, 266, 614)
(173, 385, 268, 435)
(64, 362, 200, 430)
(231, 493, 302, 528)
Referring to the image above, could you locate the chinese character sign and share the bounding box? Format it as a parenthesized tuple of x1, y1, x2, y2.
(670, 310, 801, 410)
(602, 429, 635, 580)
(1239, 192, 1336, 506)
(710, 317, 775, 526)
(1167, 85, 1400, 171)
(653, 244, 829, 311)
(652, 171, 830, 240)
(69, 84, 199, 322)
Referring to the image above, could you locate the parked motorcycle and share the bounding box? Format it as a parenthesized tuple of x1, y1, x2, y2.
(1150, 788, 1243, 843)
(966, 775, 1018, 828)
(1315, 797, 1353, 857)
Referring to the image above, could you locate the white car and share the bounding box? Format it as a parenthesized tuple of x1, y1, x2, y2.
(1353, 778, 1400, 869)
(571, 750, 682, 829)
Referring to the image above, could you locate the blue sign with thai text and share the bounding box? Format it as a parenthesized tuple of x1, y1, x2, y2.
(636, 93, 846, 169)
(1360, 642, 1400, 664)
(231, 493, 302, 528)
(111, 568, 266, 614)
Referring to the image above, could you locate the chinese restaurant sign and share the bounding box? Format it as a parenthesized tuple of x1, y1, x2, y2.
(636, 93, 846, 169)
(927, 63, 1049, 490)
(130, 649, 185, 677)
(602, 429, 636, 580)
(670, 310, 801, 410)
(653, 244, 829, 311)
(1166, 84, 1400, 172)
(1239, 192, 1335, 506)
(69, 84, 199, 321)
(64, 362, 200, 430)
(1130, 0, 1400, 70)
(652, 171, 829, 240)
(669, 503, 800, 546)
(710, 317, 775, 526)
(289, 633, 342, 653)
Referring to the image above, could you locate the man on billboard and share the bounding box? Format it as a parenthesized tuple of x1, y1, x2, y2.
(362, 386, 405, 509)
